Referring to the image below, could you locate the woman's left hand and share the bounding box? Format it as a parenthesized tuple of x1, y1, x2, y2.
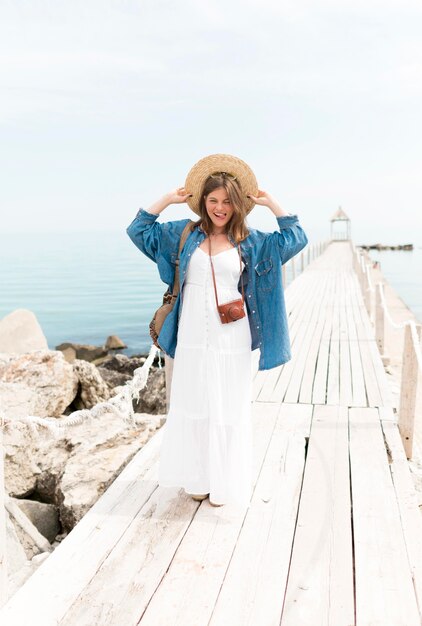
(247, 190, 280, 210)
(247, 189, 290, 217)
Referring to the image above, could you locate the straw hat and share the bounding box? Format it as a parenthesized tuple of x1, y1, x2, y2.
(184, 153, 259, 216)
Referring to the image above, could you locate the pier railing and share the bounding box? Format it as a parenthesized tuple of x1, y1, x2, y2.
(352, 243, 422, 459)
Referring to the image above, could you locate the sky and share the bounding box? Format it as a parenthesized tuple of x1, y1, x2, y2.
(1, 0, 422, 245)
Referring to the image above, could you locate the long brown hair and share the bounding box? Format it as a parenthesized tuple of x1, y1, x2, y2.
(189, 174, 250, 244)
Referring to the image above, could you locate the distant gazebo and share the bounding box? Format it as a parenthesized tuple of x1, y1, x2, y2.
(330, 206, 351, 241)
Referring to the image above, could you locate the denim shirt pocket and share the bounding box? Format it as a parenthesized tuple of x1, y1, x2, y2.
(254, 257, 274, 291)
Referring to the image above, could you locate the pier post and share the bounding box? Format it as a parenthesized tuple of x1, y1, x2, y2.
(375, 283, 390, 365)
(398, 323, 422, 459)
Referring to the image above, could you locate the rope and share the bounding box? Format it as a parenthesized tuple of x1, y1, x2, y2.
(377, 281, 422, 372)
(354, 245, 422, 372)
(0, 344, 161, 435)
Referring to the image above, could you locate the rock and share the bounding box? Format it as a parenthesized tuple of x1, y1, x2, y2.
(56, 342, 108, 363)
(0, 381, 40, 420)
(133, 368, 166, 415)
(0, 350, 78, 418)
(71, 359, 111, 410)
(96, 354, 166, 413)
(55, 412, 163, 532)
(0, 309, 48, 354)
(99, 354, 147, 375)
(4, 419, 69, 498)
(15, 498, 60, 543)
(60, 346, 77, 363)
(104, 335, 127, 349)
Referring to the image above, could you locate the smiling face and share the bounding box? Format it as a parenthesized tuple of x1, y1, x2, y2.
(204, 186, 234, 231)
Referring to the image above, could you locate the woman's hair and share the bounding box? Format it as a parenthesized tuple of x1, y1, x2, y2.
(189, 174, 250, 243)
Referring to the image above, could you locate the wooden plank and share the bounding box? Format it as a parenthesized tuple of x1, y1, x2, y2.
(281, 405, 355, 626)
(326, 279, 340, 405)
(345, 274, 367, 407)
(298, 274, 335, 404)
(349, 407, 420, 625)
(338, 270, 353, 406)
(209, 404, 312, 626)
(272, 272, 333, 404)
(312, 292, 334, 405)
(59, 402, 281, 626)
(381, 418, 422, 620)
(284, 272, 332, 404)
(353, 286, 393, 407)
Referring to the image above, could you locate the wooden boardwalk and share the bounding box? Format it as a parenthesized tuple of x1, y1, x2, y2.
(2, 240, 422, 625)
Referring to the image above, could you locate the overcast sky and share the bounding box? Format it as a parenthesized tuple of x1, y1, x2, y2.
(1, 0, 421, 245)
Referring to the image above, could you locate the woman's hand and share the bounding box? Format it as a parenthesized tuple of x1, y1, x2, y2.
(247, 189, 290, 217)
(164, 187, 192, 205)
(146, 187, 192, 215)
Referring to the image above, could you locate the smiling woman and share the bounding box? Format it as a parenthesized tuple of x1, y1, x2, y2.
(126, 153, 308, 508)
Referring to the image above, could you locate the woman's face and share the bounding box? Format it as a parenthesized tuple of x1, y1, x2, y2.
(204, 186, 234, 231)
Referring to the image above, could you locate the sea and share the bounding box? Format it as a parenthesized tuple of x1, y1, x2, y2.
(0, 231, 420, 357)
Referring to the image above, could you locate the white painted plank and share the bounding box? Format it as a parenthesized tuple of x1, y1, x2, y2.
(281, 405, 354, 626)
(349, 407, 420, 625)
(209, 404, 313, 626)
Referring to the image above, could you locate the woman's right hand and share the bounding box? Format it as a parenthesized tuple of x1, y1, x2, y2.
(164, 187, 192, 205)
(145, 187, 192, 215)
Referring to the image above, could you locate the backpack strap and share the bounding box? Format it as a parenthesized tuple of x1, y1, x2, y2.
(171, 221, 194, 297)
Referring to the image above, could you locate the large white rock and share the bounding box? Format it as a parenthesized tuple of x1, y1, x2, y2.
(0, 350, 78, 418)
(0, 309, 48, 354)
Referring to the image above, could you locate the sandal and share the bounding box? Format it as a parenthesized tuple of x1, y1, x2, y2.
(188, 493, 209, 501)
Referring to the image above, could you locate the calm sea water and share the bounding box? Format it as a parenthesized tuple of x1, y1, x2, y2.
(367, 245, 422, 323)
(1, 232, 420, 356)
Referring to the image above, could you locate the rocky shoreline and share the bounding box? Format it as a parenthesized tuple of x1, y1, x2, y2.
(0, 308, 166, 599)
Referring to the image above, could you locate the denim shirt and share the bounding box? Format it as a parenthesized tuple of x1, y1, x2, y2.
(126, 207, 308, 370)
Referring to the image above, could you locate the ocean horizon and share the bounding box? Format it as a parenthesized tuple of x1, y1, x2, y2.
(1, 231, 420, 357)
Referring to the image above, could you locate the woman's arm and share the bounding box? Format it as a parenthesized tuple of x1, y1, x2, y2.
(248, 190, 308, 264)
(126, 187, 191, 263)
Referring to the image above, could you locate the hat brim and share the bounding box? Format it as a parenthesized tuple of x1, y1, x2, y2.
(184, 153, 258, 216)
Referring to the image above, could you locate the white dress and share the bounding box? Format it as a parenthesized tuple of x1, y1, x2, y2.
(158, 243, 253, 507)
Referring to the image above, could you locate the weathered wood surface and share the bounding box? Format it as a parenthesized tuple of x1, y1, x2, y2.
(1, 240, 422, 625)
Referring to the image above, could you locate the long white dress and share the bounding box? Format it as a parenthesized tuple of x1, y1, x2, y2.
(158, 243, 254, 507)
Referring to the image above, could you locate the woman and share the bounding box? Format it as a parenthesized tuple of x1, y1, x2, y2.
(126, 154, 308, 508)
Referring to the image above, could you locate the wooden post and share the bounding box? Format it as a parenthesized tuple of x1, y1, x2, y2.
(307, 246, 310, 266)
(375, 282, 384, 352)
(398, 323, 422, 459)
(364, 264, 372, 318)
(0, 420, 8, 608)
(300, 251, 304, 273)
(291, 256, 296, 281)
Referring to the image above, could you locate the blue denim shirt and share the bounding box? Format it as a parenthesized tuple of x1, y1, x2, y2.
(126, 207, 308, 370)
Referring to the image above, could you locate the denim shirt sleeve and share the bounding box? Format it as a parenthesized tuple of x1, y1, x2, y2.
(126, 207, 190, 264)
(261, 213, 309, 265)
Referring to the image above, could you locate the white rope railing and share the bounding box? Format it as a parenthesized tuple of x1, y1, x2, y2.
(377, 281, 422, 372)
(353, 243, 422, 460)
(0, 343, 161, 435)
